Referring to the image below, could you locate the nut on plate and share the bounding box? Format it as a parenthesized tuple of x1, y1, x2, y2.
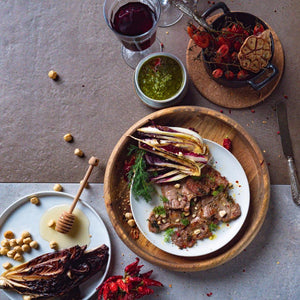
(4, 230, 15, 239)
(30, 196, 40, 205)
(48, 70, 58, 80)
(2, 262, 12, 269)
(49, 241, 58, 249)
(127, 219, 136, 227)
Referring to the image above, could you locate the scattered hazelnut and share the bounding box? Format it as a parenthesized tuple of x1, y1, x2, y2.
(53, 183, 63, 191)
(22, 244, 31, 253)
(49, 241, 58, 249)
(0, 247, 9, 255)
(74, 148, 84, 157)
(125, 212, 133, 220)
(63, 133, 73, 142)
(23, 296, 32, 300)
(23, 237, 32, 244)
(21, 231, 31, 239)
(16, 237, 23, 245)
(1, 239, 10, 248)
(9, 239, 17, 247)
(2, 262, 12, 269)
(127, 219, 136, 227)
(30, 196, 40, 205)
(29, 241, 38, 249)
(7, 250, 16, 258)
(174, 183, 181, 189)
(48, 70, 57, 80)
(4, 230, 15, 239)
(48, 219, 56, 228)
(13, 246, 23, 254)
(13, 252, 23, 261)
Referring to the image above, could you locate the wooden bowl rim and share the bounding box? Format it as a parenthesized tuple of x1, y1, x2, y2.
(104, 106, 270, 271)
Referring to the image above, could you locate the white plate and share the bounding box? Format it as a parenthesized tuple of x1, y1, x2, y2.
(0, 191, 111, 300)
(130, 139, 250, 257)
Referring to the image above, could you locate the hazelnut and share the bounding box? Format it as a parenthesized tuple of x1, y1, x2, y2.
(125, 212, 133, 220)
(2, 262, 12, 269)
(49, 241, 58, 249)
(13, 253, 23, 261)
(7, 249, 16, 258)
(16, 238, 23, 245)
(0, 247, 9, 255)
(53, 184, 63, 192)
(13, 246, 23, 254)
(48, 219, 56, 228)
(74, 148, 84, 157)
(9, 239, 17, 247)
(23, 296, 32, 300)
(127, 219, 136, 227)
(21, 231, 31, 239)
(1, 239, 10, 248)
(29, 241, 38, 249)
(22, 244, 31, 253)
(63, 133, 73, 142)
(30, 196, 40, 205)
(48, 70, 57, 80)
(23, 237, 32, 244)
(4, 230, 15, 239)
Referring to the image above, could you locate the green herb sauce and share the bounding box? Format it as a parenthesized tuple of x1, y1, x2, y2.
(138, 56, 183, 100)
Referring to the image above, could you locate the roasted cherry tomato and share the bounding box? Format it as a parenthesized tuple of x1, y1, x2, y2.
(212, 68, 223, 78)
(237, 70, 249, 80)
(216, 44, 229, 57)
(233, 40, 242, 51)
(225, 70, 235, 80)
(253, 23, 264, 35)
(187, 24, 197, 38)
(192, 32, 211, 48)
(230, 24, 244, 34)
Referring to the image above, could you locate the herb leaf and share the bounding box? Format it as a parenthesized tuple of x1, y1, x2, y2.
(153, 206, 166, 216)
(164, 228, 175, 242)
(127, 145, 155, 202)
(209, 223, 218, 232)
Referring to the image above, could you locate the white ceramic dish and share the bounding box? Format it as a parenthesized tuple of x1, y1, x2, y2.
(130, 139, 250, 257)
(134, 52, 188, 109)
(0, 191, 111, 300)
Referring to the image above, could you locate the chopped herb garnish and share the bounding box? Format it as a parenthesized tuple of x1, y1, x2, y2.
(127, 145, 155, 202)
(160, 195, 169, 203)
(164, 228, 174, 242)
(153, 206, 166, 216)
(212, 184, 225, 196)
(181, 218, 189, 226)
(209, 223, 218, 232)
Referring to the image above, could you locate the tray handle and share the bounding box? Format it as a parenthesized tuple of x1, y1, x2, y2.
(247, 63, 278, 90)
(201, 2, 230, 20)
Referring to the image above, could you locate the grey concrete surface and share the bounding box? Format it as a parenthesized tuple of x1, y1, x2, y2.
(0, 1, 299, 184)
(0, 183, 299, 300)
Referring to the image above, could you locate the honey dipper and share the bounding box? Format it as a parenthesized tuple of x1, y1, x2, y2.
(55, 156, 99, 234)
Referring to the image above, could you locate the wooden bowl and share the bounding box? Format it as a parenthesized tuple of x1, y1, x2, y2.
(104, 106, 270, 271)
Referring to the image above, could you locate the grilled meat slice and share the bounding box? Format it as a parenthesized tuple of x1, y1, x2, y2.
(0, 244, 109, 298)
(185, 165, 229, 197)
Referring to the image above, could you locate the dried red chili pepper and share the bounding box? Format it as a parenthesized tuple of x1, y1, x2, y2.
(97, 258, 163, 300)
(223, 137, 232, 152)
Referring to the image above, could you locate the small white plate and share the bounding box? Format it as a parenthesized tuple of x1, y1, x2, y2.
(0, 191, 111, 300)
(130, 139, 250, 257)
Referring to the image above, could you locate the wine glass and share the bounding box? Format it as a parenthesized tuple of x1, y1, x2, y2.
(158, 0, 183, 27)
(104, 0, 162, 69)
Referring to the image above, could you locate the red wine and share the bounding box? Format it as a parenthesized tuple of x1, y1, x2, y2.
(112, 2, 157, 51)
